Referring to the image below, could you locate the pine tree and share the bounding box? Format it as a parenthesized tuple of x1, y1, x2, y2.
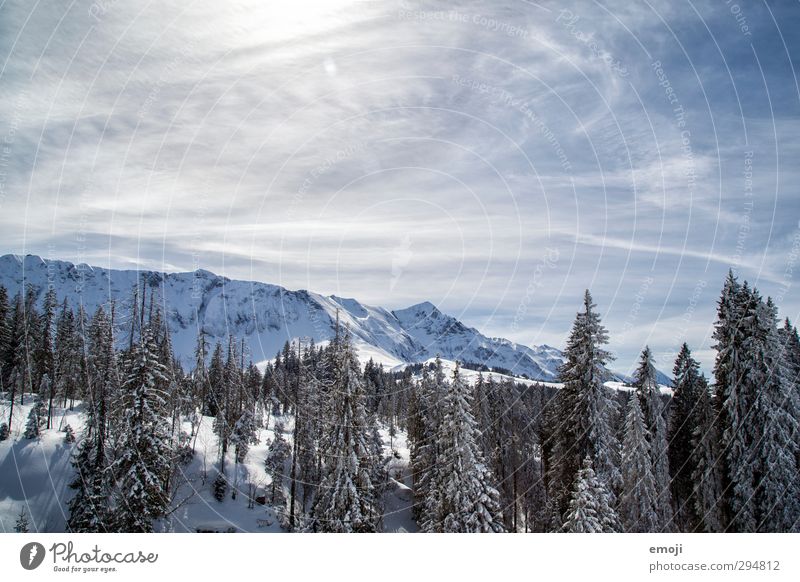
(748, 297, 799, 532)
(110, 325, 172, 532)
(14, 507, 30, 533)
(0, 286, 11, 386)
(423, 365, 504, 533)
(712, 271, 749, 530)
(633, 346, 672, 529)
(265, 421, 291, 508)
(34, 288, 57, 399)
(548, 290, 620, 520)
(688, 379, 723, 532)
(63, 424, 76, 444)
(308, 328, 380, 532)
(562, 456, 619, 533)
(619, 394, 658, 532)
(668, 343, 705, 530)
(53, 299, 79, 415)
(4, 293, 27, 432)
(409, 357, 446, 522)
(24, 399, 42, 439)
(66, 308, 118, 533)
(231, 407, 258, 464)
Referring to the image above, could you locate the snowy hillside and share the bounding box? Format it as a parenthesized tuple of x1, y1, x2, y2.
(0, 254, 564, 380)
(0, 396, 418, 533)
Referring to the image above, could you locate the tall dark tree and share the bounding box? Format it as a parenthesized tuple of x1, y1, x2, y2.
(308, 328, 380, 532)
(547, 290, 620, 521)
(632, 347, 672, 530)
(423, 365, 504, 533)
(668, 343, 706, 531)
(619, 394, 658, 532)
(712, 271, 749, 529)
(111, 325, 171, 532)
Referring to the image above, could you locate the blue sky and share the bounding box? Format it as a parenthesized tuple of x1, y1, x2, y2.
(0, 0, 798, 374)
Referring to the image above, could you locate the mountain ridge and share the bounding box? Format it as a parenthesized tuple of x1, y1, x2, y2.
(0, 254, 566, 381)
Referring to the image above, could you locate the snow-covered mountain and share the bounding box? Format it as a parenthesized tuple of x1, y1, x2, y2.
(0, 254, 565, 380)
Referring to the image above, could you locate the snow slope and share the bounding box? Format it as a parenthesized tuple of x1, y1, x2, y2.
(0, 397, 417, 533)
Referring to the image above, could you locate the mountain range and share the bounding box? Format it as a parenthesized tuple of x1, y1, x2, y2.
(0, 254, 671, 385)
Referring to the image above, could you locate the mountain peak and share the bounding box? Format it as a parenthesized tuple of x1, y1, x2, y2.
(394, 300, 439, 316)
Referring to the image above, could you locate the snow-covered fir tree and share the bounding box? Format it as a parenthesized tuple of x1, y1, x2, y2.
(14, 507, 30, 533)
(265, 421, 291, 504)
(110, 325, 172, 533)
(619, 394, 658, 533)
(668, 343, 705, 531)
(632, 346, 672, 530)
(308, 327, 381, 532)
(24, 394, 46, 439)
(746, 297, 799, 532)
(688, 377, 723, 532)
(562, 456, 619, 533)
(423, 365, 504, 533)
(409, 357, 446, 523)
(547, 290, 620, 522)
(67, 307, 118, 533)
(712, 271, 751, 530)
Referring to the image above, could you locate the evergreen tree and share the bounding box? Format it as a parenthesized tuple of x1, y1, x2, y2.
(265, 421, 291, 507)
(53, 299, 79, 416)
(688, 377, 723, 532)
(668, 344, 704, 530)
(619, 394, 658, 532)
(63, 424, 76, 444)
(633, 346, 672, 529)
(4, 293, 27, 432)
(110, 326, 171, 532)
(14, 507, 30, 533)
(562, 456, 619, 533)
(747, 297, 799, 532)
(409, 358, 446, 522)
(308, 328, 380, 532)
(548, 290, 620, 520)
(34, 288, 57, 397)
(0, 286, 10, 374)
(423, 365, 504, 533)
(712, 271, 749, 529)
(23, 392, 47, 439)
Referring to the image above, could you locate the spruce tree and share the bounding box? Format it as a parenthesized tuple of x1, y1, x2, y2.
(668, 343, 705, 530)
(619, 394, 658, 532)
(409, 357, 446, 523)
(562, 456, 619, 533)
(747, 297, 799, 532)
(689, 378, 723, 532)
(265, 421, 291, 508)
(111, 325, 171, 532)
(548, 290, 620, 520)
(712, 271, 749, 529)
(14, 507, 30, 533)
(308, 328, 380, 532)
(423, 365, 504, 533)
(633, 346, 672, 529)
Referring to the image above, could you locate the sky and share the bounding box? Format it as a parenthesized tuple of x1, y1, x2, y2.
(0, 0, 799, 374)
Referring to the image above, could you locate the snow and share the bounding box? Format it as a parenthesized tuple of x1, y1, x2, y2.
(0, 395, 419, 533)
(0, 396, 84, 532)
(380, 428, 418, 533)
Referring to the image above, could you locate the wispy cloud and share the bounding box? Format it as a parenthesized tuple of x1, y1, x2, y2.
(1, 0, 798, 371)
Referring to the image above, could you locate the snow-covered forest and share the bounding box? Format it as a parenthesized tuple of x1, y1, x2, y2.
(1, 270, 799, 533)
